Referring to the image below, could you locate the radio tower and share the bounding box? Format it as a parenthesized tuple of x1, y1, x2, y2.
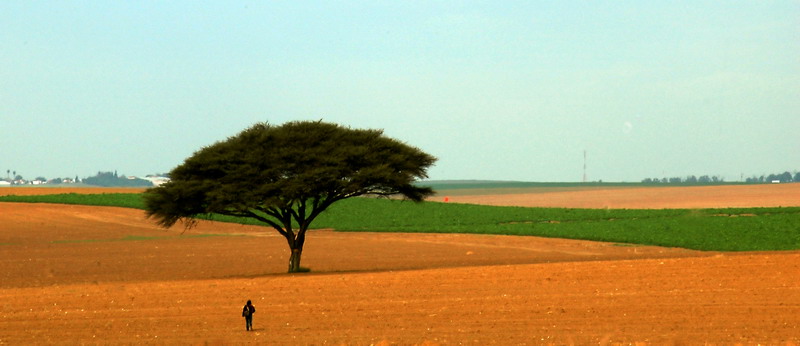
(583, 150, 587, 183)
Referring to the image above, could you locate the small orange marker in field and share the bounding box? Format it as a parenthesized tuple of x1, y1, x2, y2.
(444, 196, 449, 202)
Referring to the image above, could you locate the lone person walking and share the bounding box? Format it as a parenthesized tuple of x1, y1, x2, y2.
(242, 300, 256, 331)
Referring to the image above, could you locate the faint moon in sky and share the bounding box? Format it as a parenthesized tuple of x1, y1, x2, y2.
(622, 121, 634, 133)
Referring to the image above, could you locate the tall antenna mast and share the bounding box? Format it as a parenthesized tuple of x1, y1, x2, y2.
(583, 150, 587, 183)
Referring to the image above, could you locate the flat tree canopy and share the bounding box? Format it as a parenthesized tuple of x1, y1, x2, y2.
(143, 120, 437, 272)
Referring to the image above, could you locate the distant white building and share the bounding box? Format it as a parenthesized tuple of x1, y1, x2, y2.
(140, 176, 171, 186)
(0, 180, 10, 186)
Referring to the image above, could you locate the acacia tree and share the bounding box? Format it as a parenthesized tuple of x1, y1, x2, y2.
(143, 121, 437, 272)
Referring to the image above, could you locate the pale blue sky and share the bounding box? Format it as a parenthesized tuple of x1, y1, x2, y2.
(1, 1, 798, 182)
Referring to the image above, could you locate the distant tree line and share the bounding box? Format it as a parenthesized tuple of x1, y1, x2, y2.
(83, 171, 152, 187)
(642, 170, 799, 184)
(642, 175, 725, 184)
(743, 171, 799, 184)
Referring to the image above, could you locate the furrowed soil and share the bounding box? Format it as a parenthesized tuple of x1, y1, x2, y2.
(431, 183, 800, 209)
(1, 185, 798, 345)
(0, 186, 147, 196)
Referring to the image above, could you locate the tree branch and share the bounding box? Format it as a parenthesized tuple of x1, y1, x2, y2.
(237, 208, 288, 238)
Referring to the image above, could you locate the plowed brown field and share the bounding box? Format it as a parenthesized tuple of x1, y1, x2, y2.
(1, 185, 799, 345)
(431, 183, 800, 209)
(0, 186, 147, 196)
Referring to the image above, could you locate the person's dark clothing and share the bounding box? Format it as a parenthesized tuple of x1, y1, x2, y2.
(242, 303, 256, 331)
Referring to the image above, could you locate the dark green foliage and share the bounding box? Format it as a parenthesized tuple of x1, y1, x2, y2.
(145, 121, 435, 227)
(141, 121, 437, 272)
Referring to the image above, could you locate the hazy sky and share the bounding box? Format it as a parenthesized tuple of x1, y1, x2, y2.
(2, 2, 798, 182)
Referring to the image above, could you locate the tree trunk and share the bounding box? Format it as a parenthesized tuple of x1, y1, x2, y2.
(288, 247, 303, 273)
(285, 228, 307, 273)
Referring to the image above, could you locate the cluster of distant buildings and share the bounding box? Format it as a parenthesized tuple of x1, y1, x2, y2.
(0, 178, 63, 186)
(0, 174, 170, 187)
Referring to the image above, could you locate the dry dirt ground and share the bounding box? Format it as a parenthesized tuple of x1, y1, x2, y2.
(0, 185, 798, 345)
